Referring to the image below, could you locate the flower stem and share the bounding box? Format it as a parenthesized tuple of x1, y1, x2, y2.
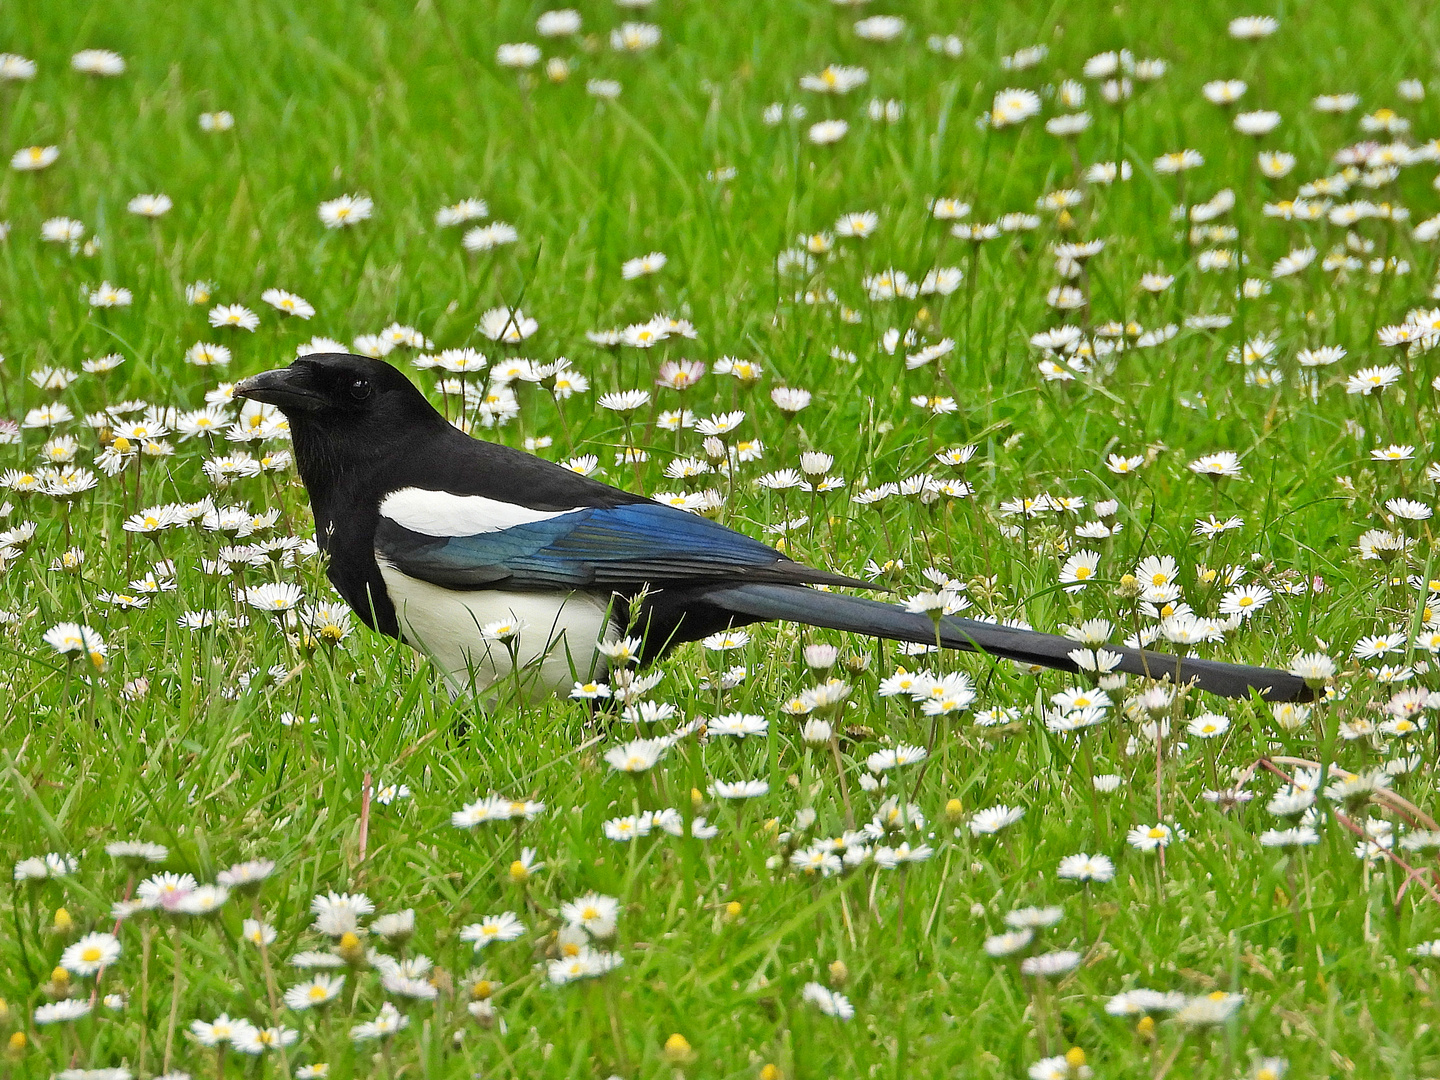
(163, 922, 184, 1073)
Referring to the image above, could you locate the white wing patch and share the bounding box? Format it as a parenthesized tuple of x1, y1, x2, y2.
(379, 487, 581, 537)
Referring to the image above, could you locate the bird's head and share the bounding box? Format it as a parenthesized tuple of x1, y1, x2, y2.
(235, 355, 451, 491)
(235, 354, 441, 432)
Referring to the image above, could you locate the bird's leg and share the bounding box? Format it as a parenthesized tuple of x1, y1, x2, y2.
(507, 641, 526, 723)
(829, 735, 855, 830)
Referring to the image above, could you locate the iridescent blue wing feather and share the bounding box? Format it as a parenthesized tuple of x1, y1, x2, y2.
(375, 500, 861, 590)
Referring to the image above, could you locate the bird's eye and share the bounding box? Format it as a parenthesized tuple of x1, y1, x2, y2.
(349, 379, 372, 401)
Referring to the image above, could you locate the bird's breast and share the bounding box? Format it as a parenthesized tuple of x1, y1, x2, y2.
(374, 561, 619, 699)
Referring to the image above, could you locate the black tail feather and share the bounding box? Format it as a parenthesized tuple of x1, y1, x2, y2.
(698, 583, 1312, 703)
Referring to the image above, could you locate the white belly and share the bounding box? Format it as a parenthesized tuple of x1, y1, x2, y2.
(376, 563, 618, 700)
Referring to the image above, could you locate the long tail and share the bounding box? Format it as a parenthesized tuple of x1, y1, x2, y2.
(699, 582, 1311, 703)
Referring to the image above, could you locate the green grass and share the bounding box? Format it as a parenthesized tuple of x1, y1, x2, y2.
(3, 0, 1440, 1076)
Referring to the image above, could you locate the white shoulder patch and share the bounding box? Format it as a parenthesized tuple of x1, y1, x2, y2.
(379, 487, 580, 537)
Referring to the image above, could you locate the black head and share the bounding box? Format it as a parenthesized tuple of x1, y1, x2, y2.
(235, 355, 454, 499)
(235, 354, 443, 434)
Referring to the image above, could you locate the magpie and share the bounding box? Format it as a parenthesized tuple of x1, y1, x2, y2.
(234, 354, 1311, 703)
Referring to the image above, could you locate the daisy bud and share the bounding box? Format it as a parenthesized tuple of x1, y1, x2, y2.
(828, 959, 849, 985)
(7, 1031, 26, 1058)
(662, 1033, 697, 1067)
(945, 798, 964, 821)
(724, 900, 742, 920)
(770, 386, 812, 413)
(1287, 651, 1336, 689)
(760, 1066, 781, 1080)
(904, 590, 949, 618)
(52, 908, 74, 934)
(801, 718, 833, 744)
(804, 643, 839, 669)
(1138, 687, 1173, 716)
(337, 931, 365, 965)
(799, 451, 833, 475)
(46, 967, 71, 998)
(1069, 648, 1123, 673)
(1135, 1016, 1155, 1041)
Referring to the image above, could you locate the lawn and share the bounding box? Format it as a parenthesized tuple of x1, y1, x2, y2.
(3, 0, 1440, 1077)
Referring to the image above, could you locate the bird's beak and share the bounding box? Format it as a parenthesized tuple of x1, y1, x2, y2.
(234, 367, 325, 412)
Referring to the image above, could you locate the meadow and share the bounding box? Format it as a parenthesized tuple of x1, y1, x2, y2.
(3, 0, 1440, 1076)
